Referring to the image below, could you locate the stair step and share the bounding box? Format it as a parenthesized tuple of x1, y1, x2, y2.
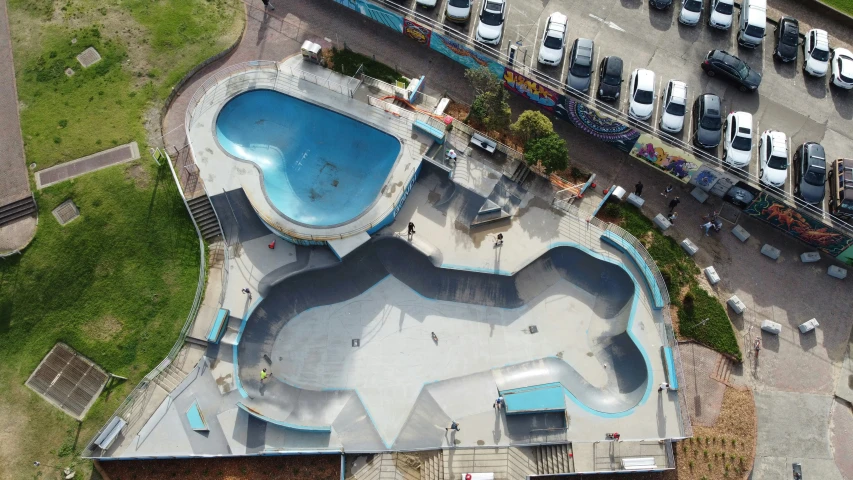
(0, 195, 35, 213)
(0, 204, 36, 226)
(187, 195, 211, 208)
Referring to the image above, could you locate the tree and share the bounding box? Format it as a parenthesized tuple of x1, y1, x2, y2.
(525, 133, 569, 174)
(465, 67, 512, 131)
(511, 110, 553, 144)
(464, 66, 502, 96)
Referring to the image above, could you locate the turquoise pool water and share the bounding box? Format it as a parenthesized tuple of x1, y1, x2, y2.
(215, 89, 401, 227)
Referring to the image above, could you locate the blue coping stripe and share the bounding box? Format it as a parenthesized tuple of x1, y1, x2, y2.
(591, 184, 615, 217)
(600, 231, 665, 310)
(663, 346, 679, 390)
(186, 400, 209, 431)
(500, 382, 566, 414)
(206, 308, 230, 344)
(233, 296, 264, 399)
(412, 119, 445, 144)
(236, 402, 332, 433)
(408, 75, 426, 104)
(579, 173, 597, 196)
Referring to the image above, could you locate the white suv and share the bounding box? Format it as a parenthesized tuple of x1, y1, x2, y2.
(659, 80, 688, 133)
(538, 12, 568, 66)
(628, 69, 656, 120)
(723, 112, 753, 168)
(475, 0, 506, 45)
(831, 48, 853, 89)
(759, 130, 789, 188)
(804, 29, 830, 77)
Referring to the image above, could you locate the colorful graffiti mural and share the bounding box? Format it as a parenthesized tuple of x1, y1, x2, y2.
(357, 0, 403, 33)
(429, 32, 505, 77)
(553, 97, 640, 152)
(630, 134, 701, 182)
(744, 192, 853, 256)
(503, 69, 559, 112)
(403, 18, 431, 45)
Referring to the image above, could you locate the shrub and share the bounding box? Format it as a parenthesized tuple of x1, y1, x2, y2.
(603, 202, 622, 219)
(525, 133, 569, 174)
(679, 286, 742, 361)
(510, 110, 553, 144)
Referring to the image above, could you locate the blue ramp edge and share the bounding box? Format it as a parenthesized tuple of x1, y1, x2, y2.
(186, 400, 209, 431)
(236, 402, 332, 433)
(206, 308, 230, 344)
(600, 231, 665, 310)
(662, 347, 679, 390)
(500, 382, 566, 415)
(413, 119, 445, 144)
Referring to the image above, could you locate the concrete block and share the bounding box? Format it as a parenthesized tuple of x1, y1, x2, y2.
(626, 193, 645, 208)
(761, 320, 782, 335)
(704, 266, 720, 285)
(761, 244, 781, 260)
(653, 214, 672, 231)
(691, 187, 709, 203)
(681, 238, 698, 256)
(798, 318, 819, 333)
(828, 265, 848, 279)
(800, 252, 821, 263)
(732, 225, 750, 242)
(727, 295, 745, 314)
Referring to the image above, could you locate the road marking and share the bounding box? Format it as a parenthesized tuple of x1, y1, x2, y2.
(588, 13, 625, 32)
(528, 17, 540, 68)
(653, 77, 662, 131)
(467, 0, 480, 41)
(592, 49, 600, 97)
(438, 0, 447, 23)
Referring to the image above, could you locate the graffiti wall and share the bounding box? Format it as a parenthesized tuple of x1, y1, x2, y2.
(330, 0, 358, 9)
(403, 18, 431, 45)
(744, 192, 853, 256)
(503, 68, 560, 112)
(428, 32, 505, 77)
(554, 96, 641, 152)
(629, 134, 701, 182)
(357, 1, 403, 32)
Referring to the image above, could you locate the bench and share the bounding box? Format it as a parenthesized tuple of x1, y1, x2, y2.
(413, 119, 445, 144)
(732, 225, 750, 242)
(691, 187, 709, 204)
(761, 244, 781, 260)
(653, 214, 671, 230)
(800, 252, 820, 263)
(727, 295, 746, 315)
(704, 266, 720, 285)
(94, 416, 127, 450)
(622, 457, 657, 470)
(761, 319, 782, 335)
(828, 265, 848, 279)
(470, 132, 497, 154)
(798, 318, 819, 334)
(627, 193, 645, 208)
(681, 238, 698, 256)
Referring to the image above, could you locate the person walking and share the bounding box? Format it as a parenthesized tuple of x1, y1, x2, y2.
(661, 184, 673, 197)
(658, 382, 669, 392)
(668, 196, 680, 213)
(260, 368, 270, 383)
(496, 233, 504, 246)
(242, 288, 252, 299)
(493, 396, 505, 410)
(261, 0, 275, 10)
(446, 421, 460, 432)
(667, 212, 678, 224)
(634, 181, 643, 197)
(407, 222, 415, 239)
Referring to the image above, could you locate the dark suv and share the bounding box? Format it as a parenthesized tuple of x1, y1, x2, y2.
(774, 17, 799, 63)
(597, 56, 623, 101)
(692, 94, 722, 149)
(701, 50, 762, 91)
(649, 0, 673, 9)
(793, 142, 827, 205)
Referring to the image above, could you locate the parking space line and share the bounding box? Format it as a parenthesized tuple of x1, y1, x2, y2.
(438, 0, 447, 24)
(528, 18, 540, 68)
(467, 0, 480, 41)
(622, 60, 631, 113)
(653, 77, 662, 132)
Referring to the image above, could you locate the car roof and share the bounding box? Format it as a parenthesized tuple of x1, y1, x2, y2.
(767, 131, 788, 154)
(483, 0, 504, 11)
(780, 16, 798, 29)
(804, 142, 825, 159)
(810, 29, 829, 48)
(604, 56, 623, 76)
(731, 111, 752, 126)
(547, 12, 568, 25)
(701, 94, 721, 111)
(669, 80, 687, 99)
(575, 38, 594, 52)
(635, 68, 654, 88)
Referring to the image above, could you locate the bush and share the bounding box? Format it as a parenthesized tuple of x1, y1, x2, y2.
(510, 110, 553, 144)
(679, 286, 742, 361)
(465, 67, 512, 131)
(602, 202, 622, 219)
(525, 133, 568, 174)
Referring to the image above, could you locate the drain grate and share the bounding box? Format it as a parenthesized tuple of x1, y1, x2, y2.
(25, 343, 108, 420)
(352, 339, 360, 347)
(76, 47, 102, 68)
(52, 199, 80, 225)
(65, 68, 75, 77)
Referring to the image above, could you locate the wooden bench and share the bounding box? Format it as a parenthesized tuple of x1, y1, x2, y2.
(470, 132, 497, 154)
(622, 457, 657, 470)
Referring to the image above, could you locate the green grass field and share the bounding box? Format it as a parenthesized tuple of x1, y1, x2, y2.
(0, 0, 242, 478)
(822, 0, 853, 15)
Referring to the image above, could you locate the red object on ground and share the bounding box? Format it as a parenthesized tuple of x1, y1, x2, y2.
(268, 240, 276, 249)
(577, 193, 584, 199)
(603, 188, 609, 195)
(590, 182, 597, 189)
(466, 475, 472, 480)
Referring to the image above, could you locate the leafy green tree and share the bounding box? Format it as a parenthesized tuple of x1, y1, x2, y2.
(525, 133, 569, 174)
(465, 67, 512, 131)
(511, 110, 553, 144)
(464, 66, 502, 96)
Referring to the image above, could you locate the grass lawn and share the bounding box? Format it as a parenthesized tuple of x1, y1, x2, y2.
(821, 0, 853, 15)
(0, 0, 243, 478)
(329, 46, 408, 86)
(679, 287, 743, 362)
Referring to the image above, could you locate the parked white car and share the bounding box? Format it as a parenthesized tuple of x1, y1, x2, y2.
(723, 111, 753, 168)
(659, 80, 688, 133)
(475, 0, 506, 45)
(538, 12, 568, 66)
(831, 47, 853, 89)
(679, 0, 703, 25)
(803, 29, 830, 77)
(445, 0, 473, 23)
(759, 130, 789, 188)
(416, 0, 437, 8)
(708, 0, 734, 29)
(628, 69, 656, 121)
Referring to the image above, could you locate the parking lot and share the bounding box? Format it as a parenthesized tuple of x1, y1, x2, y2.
(393, 0, 853, 216)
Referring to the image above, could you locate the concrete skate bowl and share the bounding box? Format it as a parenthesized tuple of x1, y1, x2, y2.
(235, 236, 651, 440)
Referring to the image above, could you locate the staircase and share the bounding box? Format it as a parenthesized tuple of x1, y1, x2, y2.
(510, 161, 531, 185)
(347, 453, 421, 480)
(186, 195, 222, 241)
(420, 450, 443, 480)
(711, 353, 734, 386)
(0, 195, 36, 227)
(153, 362, 186, 393)
(535, 443, 573, 475)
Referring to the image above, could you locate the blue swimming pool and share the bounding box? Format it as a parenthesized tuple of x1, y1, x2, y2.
(215, 89, 401, 227)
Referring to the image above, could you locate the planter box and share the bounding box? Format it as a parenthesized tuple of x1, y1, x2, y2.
(681, 238, 698, 256)
(761, 244, 780, 260)
(727, 295, 745, 314)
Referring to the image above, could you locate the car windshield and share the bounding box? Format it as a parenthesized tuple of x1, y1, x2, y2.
(700, 113, 721, 130)
(812, 48, 829, 62)
(571, 61, 591, 77)
(744, 24, 764, 37)
(481, 4, 503, 25)
(448, 0, 470, 7)
(665, 102, 685, 116)
(685, 0, 702, 12)
(543, 35, 562, 49)
(635, 89, 653, 104)
(732, 136, 751, 151)
(804, 166, 826, 186)
(715, 2, 733, 14)
(782, 30, 798, 45)
(768, 155, 787, 169)
(736, 62, 749, 79)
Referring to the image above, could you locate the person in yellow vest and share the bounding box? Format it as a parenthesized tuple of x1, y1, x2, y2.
(261, 368, 270, 383)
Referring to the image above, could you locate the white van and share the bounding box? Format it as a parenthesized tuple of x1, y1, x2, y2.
(737, 0, 767, 48)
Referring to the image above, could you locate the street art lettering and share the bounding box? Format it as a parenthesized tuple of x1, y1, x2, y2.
(554, 96, 640, 152)
(403, 18, 431, 45)
(503, 69, 559, 111)
(631, 134, 700, 182)
(744, 192, 853, 257)
(429, 33, 505, 77)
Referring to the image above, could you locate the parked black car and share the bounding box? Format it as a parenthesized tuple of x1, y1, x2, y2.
(566, 38, 595, 93)
(774, 16, 799, 63)
(649, 0, 673, 9)
(692, 94, 722, 149)
(723, 181, 760, 208)
(793, 142, 827, 206)
(597, 56, 623, 101)
(700, 50, 762, 92)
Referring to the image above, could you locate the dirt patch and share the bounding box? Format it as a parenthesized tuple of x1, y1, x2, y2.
(99, 454, 341, 480)
(0, 401, 27, 480)
(125, 162, 151, 189)
(675, 387, 757, 480)
(81, 314, 124, 342)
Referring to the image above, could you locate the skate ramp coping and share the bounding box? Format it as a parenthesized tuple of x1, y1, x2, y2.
(599, 231, 664, 309)
(236, 402, 332, 433)
(500, 383, 566, 415)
